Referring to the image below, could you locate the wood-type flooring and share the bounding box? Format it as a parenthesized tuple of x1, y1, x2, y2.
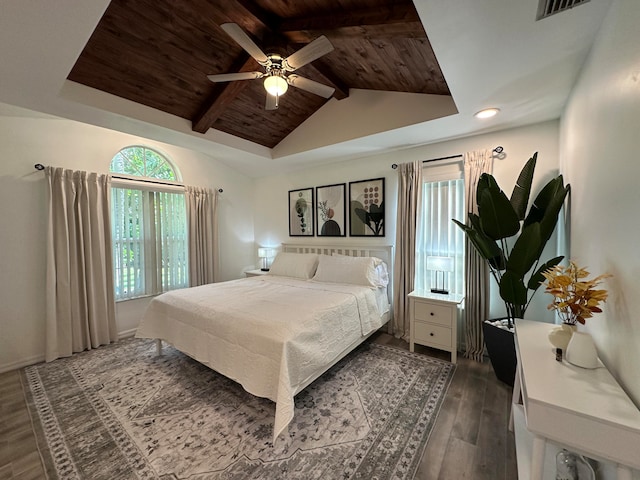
(0, 332, 517, 479)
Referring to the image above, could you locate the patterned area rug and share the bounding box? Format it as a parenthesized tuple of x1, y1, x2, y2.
(22, 338, 455, 480)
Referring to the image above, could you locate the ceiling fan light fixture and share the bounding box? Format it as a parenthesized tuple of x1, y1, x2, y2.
(474, 107, 500, 119)
(264, 75, 288, 97)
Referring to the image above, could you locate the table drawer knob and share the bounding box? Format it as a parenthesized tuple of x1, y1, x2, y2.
(430, 312, 435, 316)
(430, 332, 435, 336)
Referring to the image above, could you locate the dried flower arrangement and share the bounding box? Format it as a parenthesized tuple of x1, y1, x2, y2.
(542, 261, 612, 325)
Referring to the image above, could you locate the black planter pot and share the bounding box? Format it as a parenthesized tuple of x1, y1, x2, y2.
(482, 320, 517, 387)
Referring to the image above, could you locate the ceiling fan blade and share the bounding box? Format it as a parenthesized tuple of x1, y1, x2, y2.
(207, 71, 263, 83)
(287, 75, 335, 98)
(283, 36, 334, 71)
(265, 93, 278, 111)
(221, 23, 268, 64)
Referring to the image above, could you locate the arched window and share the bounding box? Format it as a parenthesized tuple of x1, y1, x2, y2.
(110, 146, 188, 300)
(110, 145, 180, 181)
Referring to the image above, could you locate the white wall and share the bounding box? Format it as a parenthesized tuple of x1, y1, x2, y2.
(560, 0, 640, 407)
(0, 110, 563, 373)
(0, 109, 255, 372)
(254, 119, 561, 323)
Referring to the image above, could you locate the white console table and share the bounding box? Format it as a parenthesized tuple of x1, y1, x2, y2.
(512, 319, 640, 480)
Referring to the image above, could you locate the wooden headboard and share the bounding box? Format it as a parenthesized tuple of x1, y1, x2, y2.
(281, 243, 394, 313)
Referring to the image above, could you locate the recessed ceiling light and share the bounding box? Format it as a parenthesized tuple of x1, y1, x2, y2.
(474, 108, 500, 119)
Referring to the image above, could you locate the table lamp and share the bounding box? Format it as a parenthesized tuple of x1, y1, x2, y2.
(426, 256, 454, 294)
(258, 247, 275, 271)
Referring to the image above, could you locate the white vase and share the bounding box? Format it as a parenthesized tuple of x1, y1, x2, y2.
(548, 323, 577, 351)
(565, 332, 599, 369)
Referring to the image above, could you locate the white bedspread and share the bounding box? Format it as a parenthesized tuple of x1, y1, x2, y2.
(135, 275, 387, 442)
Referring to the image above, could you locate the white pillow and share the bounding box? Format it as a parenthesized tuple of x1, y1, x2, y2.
(267, 252, 319, 279)
(312, 254, 388, 287)
(374, 260, 389, 287)
(330, 252, 389, 287)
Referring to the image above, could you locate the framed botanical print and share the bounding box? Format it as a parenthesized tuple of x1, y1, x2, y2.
(288, 187, 314, 236)
(349, 177, 385, 236)
(315, 183, 346, 237)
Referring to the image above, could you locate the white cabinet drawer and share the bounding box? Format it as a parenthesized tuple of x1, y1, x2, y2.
(414, 322, 452, 348)
(414, 301, 453, 327)
(408, 291, 463, 363)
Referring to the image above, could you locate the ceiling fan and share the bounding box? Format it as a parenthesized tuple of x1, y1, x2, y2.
(207, 23, 336, 110)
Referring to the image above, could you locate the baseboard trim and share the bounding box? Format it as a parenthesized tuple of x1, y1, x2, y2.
(0, 354, 46, 374)
(118, 328, 137, 340)
(2, 329, 138, 373)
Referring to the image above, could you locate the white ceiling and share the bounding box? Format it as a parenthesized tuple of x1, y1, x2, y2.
(0, 0, 612, 177)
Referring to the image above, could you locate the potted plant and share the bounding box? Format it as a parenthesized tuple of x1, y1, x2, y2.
(452, 152, 570, 385)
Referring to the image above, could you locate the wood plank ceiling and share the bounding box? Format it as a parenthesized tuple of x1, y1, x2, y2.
(68, 0, 450, 149)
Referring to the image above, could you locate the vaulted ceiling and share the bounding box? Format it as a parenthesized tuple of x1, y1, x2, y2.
(0, 0, 614, 177)
(67, 0, 450, 149)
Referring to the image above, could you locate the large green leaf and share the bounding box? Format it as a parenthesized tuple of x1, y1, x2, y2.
(506, 222, 543, 278)
(524, 175, 566, 228)
(539, 183, 570, 244)
(519, 178, 569, 265)
(500, 271, 527, 307)
(468, 214, 505, 269)
(476, 173, 494, 208)
(452, 218, 504, 269)
(477, 179, 520, 240)
(527, 255, 564, 290)
(510, 154, 537, 220)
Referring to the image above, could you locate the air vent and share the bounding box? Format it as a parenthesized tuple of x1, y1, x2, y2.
(536, 0, 590, 20)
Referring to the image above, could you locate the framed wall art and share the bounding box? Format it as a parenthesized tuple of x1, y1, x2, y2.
(315, 183, 346, 237)
(349, 177, 385, 236)
(288, 187, 314, 236)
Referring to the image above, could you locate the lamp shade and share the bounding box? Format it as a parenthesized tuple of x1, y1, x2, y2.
(264, 75, 288, 96)
(258, 247, 275, 259)
(426, 256, 454, 272)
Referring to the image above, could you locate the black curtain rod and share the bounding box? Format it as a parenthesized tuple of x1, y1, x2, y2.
(391, 146, 504, 169)
(34, 163, 223, 193)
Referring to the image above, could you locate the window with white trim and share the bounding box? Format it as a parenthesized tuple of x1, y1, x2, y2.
(415, 162, 465, 296)
(110, 146, 188, 300)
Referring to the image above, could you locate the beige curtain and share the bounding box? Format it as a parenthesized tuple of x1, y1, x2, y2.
(186, 186, 218, 287)
(392, 161, 423, 340)
(463, 150, 493, 361)
(45, 167, 117, 362)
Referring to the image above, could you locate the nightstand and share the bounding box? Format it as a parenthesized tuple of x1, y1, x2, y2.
(244, 269, 269, 277)
(408, 290, 464, 363)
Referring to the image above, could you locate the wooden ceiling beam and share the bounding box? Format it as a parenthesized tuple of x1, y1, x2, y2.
(282, 23, 425, 43)
(192, 55, 260, 133)
(233, 0, 279, 32)
(278, 4, 425, 41)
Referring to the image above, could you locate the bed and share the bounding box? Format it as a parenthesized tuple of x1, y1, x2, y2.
(135, 243, 393, 443)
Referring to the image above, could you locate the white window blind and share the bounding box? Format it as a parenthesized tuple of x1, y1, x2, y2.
(110, 147, 188, 301)
(112, 188, 146, 299)
(153, 191, 188, 292)
(111, 189, 188, 300)
(415, 162, 465, 296)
